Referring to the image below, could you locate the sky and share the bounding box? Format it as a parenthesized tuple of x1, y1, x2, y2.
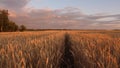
(0, 0, 120, 29)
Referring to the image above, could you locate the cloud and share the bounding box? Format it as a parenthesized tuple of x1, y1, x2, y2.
(8, 7, 120, 29)
(96, 17, 117, 21)
(0, 0, 30, 11)
(9, 11, 17, 18)
(0, 0, 119, 29)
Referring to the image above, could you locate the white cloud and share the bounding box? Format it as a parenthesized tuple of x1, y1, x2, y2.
(0, 0, 30, 11)
(0, 0, 120, 29)
(96, 17, 118, 21)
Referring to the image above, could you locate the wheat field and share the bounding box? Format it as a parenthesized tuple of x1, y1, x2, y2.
(0, 30, 120, 68)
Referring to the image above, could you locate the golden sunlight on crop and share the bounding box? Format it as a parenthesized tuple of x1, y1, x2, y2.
(0, 30, 120, 68)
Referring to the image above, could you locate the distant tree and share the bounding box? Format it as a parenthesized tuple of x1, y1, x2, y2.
(0, 11, 3, 32)
(113, 29, 120, 31)
(19, 25, 26, 31)
(0, 9, 22, 32)
(7, 21, 18, 31)
(0, 10, 9, 32)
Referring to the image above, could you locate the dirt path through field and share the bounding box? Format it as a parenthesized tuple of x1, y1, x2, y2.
(60, 33, 75, 68)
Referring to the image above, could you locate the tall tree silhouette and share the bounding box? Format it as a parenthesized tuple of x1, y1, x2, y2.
(0, 9, 25, 32)
(0, 10, 9, 32)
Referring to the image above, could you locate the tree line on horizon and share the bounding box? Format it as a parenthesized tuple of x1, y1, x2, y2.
(0, 9, 26, 32)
